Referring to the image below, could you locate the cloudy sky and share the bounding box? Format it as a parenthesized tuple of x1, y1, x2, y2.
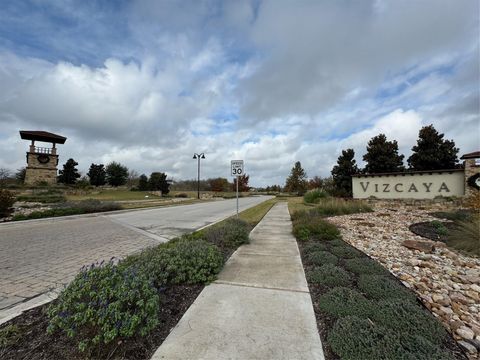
(0, 0, 478, 186)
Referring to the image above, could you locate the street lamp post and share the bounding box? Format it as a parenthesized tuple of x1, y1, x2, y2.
(193, 153, 205, 199)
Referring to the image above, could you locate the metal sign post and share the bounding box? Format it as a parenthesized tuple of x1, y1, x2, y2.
(231, 160, 244, 218)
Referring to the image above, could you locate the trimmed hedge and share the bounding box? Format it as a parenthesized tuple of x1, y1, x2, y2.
(308, 264, 352, 288)
(344, 257, 386, 275)
(318, 287, 370, 318)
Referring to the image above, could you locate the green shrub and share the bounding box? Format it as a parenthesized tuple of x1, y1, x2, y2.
(174, 192, 189, 198)
(446, 216, 480, 256)
(329, 245, 362, 259)
(303, 242, 327, 254)
(204, 218, 250, 250)
(328, 316, 453, 360)
(292, 216, 340, 241)
(430, 220, 448, 236)
(308, 264, 352, 287)
(318, 287, 370, 318)
(344, 257, 386, 275)
(0, 189, 16, 216)
(0, 324, 21, 347)
(371, 299, 447, 344)
(358, 275, 417, 303)
(47, 262, 159, 353)
(430, 210, 471, 222)
(310, 199, 373, 217)
(305, 250, 338, 266)
(162, 238, 224, 284)
(122, 238, 223, 286)
(303, 190, 328, 204)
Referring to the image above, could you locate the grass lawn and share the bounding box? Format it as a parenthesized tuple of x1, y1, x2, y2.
(238, 198, 279, 226)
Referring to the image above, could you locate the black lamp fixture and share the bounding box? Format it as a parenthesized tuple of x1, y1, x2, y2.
(193, 153, 205, 199)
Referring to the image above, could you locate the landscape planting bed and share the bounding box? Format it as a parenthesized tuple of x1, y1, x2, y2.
(291, 205, 468, 359)
(0, 214, 256, 359)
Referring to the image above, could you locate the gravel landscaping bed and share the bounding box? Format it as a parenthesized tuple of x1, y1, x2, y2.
(291, 204, 467, 359)
(328, 203, 480, 358)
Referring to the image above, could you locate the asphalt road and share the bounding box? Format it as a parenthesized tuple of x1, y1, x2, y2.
(0, 196, 272, 312)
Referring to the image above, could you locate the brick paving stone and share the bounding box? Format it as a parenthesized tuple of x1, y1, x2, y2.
(0, 217, 159, 310)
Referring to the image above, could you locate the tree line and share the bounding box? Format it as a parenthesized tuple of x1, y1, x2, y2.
(283, 124, 460, 197)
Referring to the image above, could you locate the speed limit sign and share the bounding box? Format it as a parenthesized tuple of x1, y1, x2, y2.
(231, 160, 244, 177)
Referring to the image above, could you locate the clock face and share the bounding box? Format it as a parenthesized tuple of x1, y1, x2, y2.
(37, 154, 50, 164)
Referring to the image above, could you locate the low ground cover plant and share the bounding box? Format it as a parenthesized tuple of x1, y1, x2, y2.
(292, 204, 462, 359)
(308, 264, 353, 288)
(304, 250, 338, 266)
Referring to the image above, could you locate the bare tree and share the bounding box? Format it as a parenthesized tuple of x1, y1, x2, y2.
(127, 169, 140, 188)
(0, 168, 12, 188)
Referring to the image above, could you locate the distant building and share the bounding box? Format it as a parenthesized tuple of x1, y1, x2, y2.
(19, 130, 67, 185)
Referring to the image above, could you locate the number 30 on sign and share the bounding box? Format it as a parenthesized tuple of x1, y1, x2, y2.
(231, 160, 244, 176)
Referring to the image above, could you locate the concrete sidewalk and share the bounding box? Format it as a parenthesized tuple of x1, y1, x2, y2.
(152, 202, 324, 360)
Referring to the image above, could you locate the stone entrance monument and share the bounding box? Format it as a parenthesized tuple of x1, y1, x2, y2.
(19, 130, 67, 185)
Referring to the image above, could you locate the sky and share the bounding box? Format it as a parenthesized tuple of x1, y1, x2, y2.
(0, 0, 478, 187)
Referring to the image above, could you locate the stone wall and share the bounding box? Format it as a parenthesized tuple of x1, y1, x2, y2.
(464, 158, 480, 198)
(24, 152, 59, 185)
(353, 170, 465, 199)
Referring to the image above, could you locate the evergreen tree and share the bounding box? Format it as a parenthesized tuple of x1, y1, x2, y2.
(331, 149, 359, 197)
(138, 174, 149, 191)
(149, 172, 170, 195)
(407, 125, 459, 170)
(233, 174, 250, 192)
(58, 158, 81, 184)
(87, 164, 106, 186)
(285, 161, 308, 195)
(105, 162, 129, 187)
(15, 167, 26, 183)
(363, 134, 405, 173)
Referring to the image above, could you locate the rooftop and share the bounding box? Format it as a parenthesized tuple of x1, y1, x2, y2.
(460, 151, 480, 160)
(19, 130, 67, 144)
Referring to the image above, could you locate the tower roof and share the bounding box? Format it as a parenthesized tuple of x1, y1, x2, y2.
(460, 151, 480, 160)
(19, 130, 67, 144)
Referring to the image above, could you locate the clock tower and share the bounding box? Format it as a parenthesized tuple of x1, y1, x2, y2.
(19, 131, 67, 185)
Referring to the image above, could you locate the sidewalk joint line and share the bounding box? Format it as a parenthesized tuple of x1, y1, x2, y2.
(213, 280, 310, 294)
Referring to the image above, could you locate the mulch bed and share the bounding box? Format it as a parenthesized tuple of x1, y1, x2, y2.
(297, 239, 467, 360)
(0, 284, 203, 360)
(409, 221, 457, 242)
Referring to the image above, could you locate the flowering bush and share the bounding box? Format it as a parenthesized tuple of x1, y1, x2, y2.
(47, 261, 159, 353)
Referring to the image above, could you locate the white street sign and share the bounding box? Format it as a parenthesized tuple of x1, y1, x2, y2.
(231, 160, 244, 177)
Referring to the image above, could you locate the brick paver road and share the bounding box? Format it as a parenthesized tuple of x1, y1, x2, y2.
(0, 196, 271, 311)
